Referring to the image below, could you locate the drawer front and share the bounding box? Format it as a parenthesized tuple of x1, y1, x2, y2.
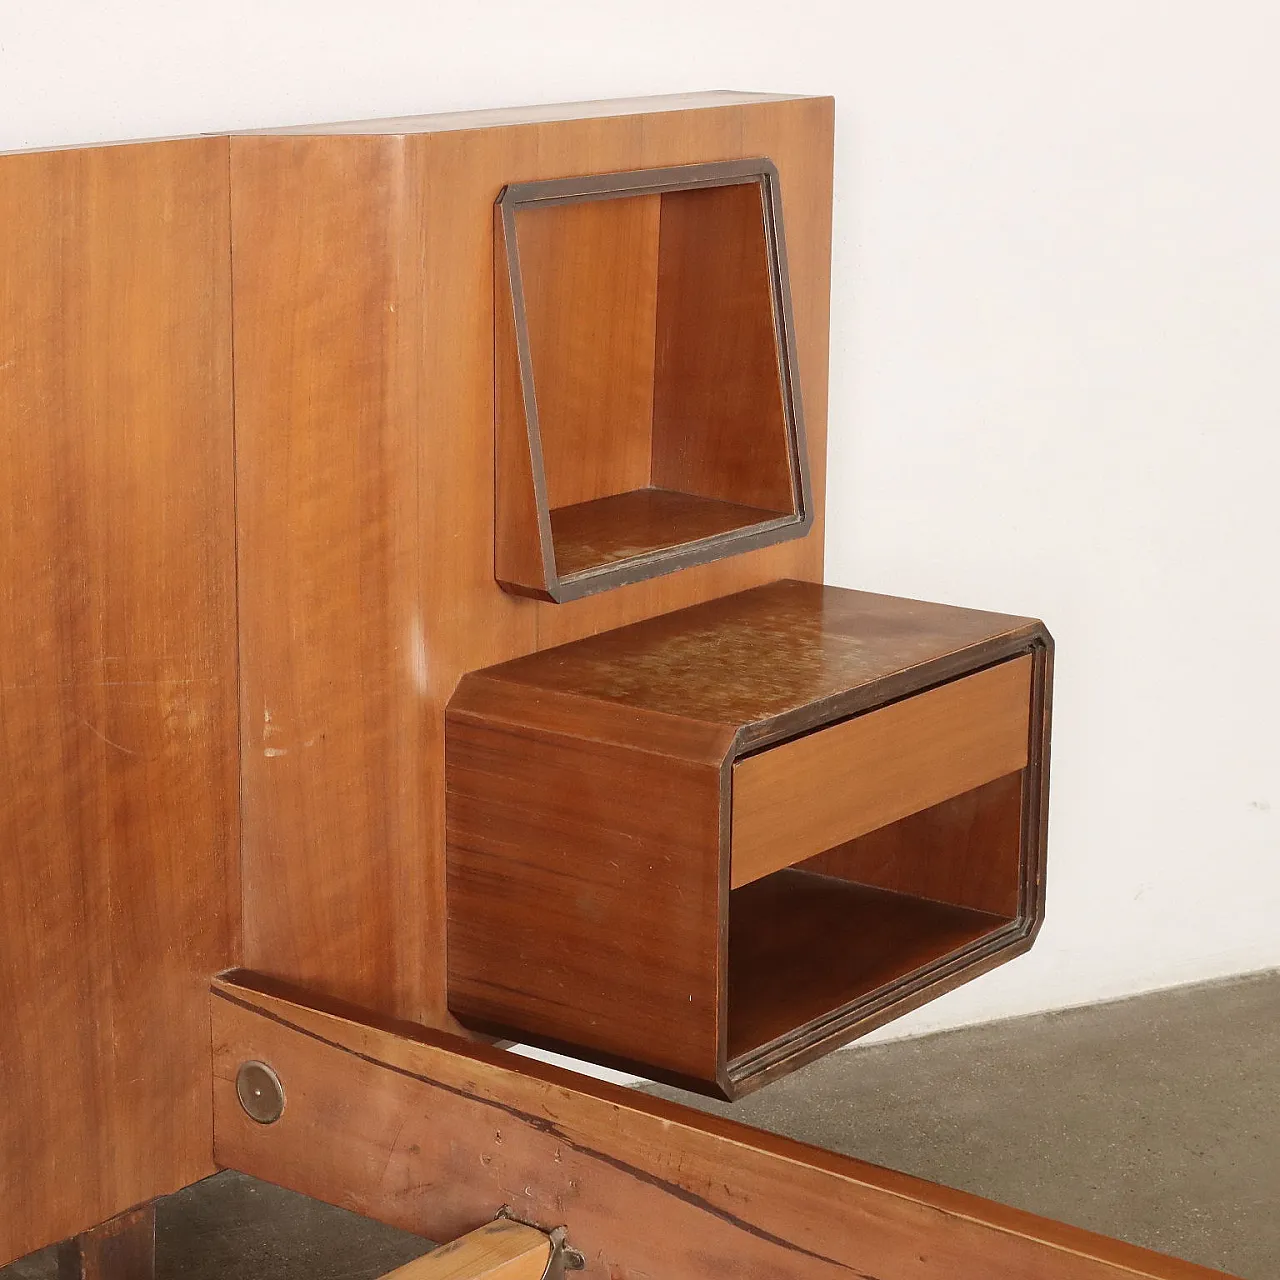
(730, 655, 1033, 889)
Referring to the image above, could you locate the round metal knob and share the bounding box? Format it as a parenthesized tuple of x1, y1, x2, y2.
(235, 1060, 285, 1124)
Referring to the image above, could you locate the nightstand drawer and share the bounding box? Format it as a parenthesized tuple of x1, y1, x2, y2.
(730, 656, 1033, 889)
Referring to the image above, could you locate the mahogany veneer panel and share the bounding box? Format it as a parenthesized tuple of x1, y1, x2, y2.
(0, 139, 238, 1264)
(0, 92, 832, 1263)
(447, 579, 1052, 1097)
(446, 693, 728, 1084)
(233, 93, 834, 1029)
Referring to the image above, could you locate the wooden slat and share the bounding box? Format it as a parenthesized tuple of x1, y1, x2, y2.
(0, 138, 238, 1266)
(731, 655, 1033, 889)
(380, 1220, 549, 1280)
(211, 973, 1235, 1280)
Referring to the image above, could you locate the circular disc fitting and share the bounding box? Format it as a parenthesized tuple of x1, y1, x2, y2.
(235, 1060, 285, 1124)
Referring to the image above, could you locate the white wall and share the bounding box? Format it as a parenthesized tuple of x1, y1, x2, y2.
(4, 1, 1277, 1039)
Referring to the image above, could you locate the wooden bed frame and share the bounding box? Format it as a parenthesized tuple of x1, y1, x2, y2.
(0, 92, 1234, 1279)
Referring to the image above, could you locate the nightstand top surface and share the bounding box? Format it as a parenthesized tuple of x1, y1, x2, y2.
(472, 579, 1043, 744)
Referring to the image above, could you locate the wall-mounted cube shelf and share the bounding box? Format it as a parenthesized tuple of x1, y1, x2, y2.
(446, 579, 1052, 1098)
(494, 160, 812, 602)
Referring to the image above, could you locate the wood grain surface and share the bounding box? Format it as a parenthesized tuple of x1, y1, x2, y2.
(473, 580, 1042, 745)
(495, 163, 810, 600)
(232, 95, 835, 1029)
(380, 1220, 549, 1280)
(650, 181, 795, 512)
(55, 1206, 155, 1280)
(513, 193, 661, 510)
(731, 654, 1032, 887)
(728, 875, 1006, 1059)
(801, 771, 1025, 917)
(0, 138, 238, 1264)
(211, 974, 1235, 1280)
(547, 488, 784, 578)
(447, 580, 1051, 1096)
(231, 131, 430, 1015)
(447, 685, 730, 1087)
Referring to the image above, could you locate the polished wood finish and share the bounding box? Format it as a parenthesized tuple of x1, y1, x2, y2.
(494, 161, 810, 601)
(447, 580, 1052, 1096)
(801, 771, 1024, 917)
(731, 653, 1032, 888)
(232, 94, 834, 1029)
(380, 1220, 548, 1280)
(211, 974, 1234, 1280)
(514, 193, 661, 510)
(548, 489, 784, 579)
(231, 132, 430, 1015)
(56, 1206, 155, 1280)
(448, 681, 730, 1085)
(464, 579, 1037, 736)
(0, 91, 831, 1263)
(0, 139, 238, 1266)
(650, 181, 795, 512)
(728, 875, 1005, 1060)
(0, 94, 1071, 1276)
(495, 199, 553, 602)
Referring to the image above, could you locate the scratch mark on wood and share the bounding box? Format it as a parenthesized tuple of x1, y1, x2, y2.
(72, 713, 139, 756)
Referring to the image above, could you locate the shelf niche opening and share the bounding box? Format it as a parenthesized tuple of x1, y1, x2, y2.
(495, 160, 812, 601)
(727, 771, 1026, 1077)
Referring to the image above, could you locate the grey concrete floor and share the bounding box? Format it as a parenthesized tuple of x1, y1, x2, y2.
(648, 968, 1280, 1279)
(5, 970, 1277, 1279)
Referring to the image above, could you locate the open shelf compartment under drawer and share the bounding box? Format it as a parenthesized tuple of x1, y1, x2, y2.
(445, 579, 1052, 1098)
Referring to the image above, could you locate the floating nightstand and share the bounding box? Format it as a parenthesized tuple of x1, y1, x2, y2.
(446, 580, 1052, 1098)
